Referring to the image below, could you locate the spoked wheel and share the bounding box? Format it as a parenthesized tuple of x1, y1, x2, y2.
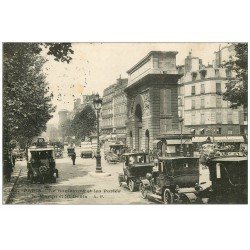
(181, 195, 191, 204)
(140, 183, 148, 199)
(128, 179, 135, 192)
(30, 172, 34, 183)
(163, 189, 173, 204)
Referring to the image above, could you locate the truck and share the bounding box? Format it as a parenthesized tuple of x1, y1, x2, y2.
(80, 141, 93, 158)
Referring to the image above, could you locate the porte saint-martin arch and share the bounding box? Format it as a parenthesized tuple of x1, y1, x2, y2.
(125, 51, 192, 155)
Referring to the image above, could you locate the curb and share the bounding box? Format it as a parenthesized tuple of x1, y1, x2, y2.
(5, 169, 22, 204)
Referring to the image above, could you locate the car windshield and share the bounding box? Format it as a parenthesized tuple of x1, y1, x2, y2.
(128, 154, 149, 164)
(31, 150, 53, 160)
(164, 158, 198, 173)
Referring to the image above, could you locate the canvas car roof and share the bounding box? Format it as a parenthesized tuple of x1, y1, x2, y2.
(123, 152, 148, 156)
(158, 156, 199, 161)
(29, 147, 54, 152)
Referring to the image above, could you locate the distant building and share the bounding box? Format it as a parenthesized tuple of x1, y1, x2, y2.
(58, 109, 69, 125)
(113, 78, 128, 135)
(101, 83, 116, 135)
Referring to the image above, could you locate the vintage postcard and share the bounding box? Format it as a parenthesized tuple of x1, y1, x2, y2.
(2, 42, 248, 205)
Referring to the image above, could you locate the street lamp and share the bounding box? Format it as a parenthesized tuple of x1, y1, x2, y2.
(179, 117, 184, 156)
(93, 94, 103, 173)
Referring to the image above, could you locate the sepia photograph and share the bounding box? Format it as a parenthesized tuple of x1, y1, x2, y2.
(2, 42, 248, 205)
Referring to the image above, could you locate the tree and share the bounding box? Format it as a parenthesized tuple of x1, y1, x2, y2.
(3, 43, 74, 147)
(71, 105, 97, 140)
(223, 43, 248, 108)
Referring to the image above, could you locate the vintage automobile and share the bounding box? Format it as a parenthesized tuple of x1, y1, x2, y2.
(139, 156, 205, 204)
(205, 156, 248, 204)
(27, 146, 59, 184)
(55, 146, 63, 158)
(105, 142, 124, 161)
(118, 152, 154, 192)
(67, 146, 75, 157)
(105, 151, 120, 164)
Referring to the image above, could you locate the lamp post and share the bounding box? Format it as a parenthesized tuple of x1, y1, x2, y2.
(179, 117, 184, 156)
(93, 94, 103, 173)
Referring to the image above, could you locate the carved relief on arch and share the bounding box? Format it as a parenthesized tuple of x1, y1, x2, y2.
(141, 90, 150, 116)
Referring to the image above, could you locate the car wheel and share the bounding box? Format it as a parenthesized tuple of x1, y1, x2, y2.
(128, 179, 135, 192)
(52, 176, 56, 183)
(163, 189, 173, 204)
(30, 172, 34, 183)
(140, 183, 148, 199)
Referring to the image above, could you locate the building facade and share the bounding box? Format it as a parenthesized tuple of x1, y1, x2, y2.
(125, 51, 189, 154)
(101, 84, 116, 135)
(180, 64, 246, 143)
(101, 78, 128, 142)
(113, 78, 128, 135)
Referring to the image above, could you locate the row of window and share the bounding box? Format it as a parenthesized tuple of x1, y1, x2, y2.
(191, 82, 222, 96)
(102, 108, 113, 116)
(191, 112, 234, 125)
(191, 96, 223, 109)
(191, 69, 231, 81)
(114, 116, 126, 126)
(101, 118, 113, 127)
(114, 104, 126, 115)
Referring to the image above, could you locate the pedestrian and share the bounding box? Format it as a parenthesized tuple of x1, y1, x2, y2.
(71, 152, 76, 165)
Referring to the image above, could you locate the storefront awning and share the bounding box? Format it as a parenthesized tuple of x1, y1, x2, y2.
(166, 139, 192, 145)
(153, 140, 162, 145)
(213, 136, 244, 143)
(192, 137, 210, 143)
(116, 133, 127, 139)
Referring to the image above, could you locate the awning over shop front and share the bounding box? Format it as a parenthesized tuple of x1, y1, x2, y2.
(153, 140, 162, 145)
(192, 137, 210, 143)
(213, 136, 244, 143)
(166, 139, 192, 145)
(116, 133, 127, 139)
(99, 135, 107, 140)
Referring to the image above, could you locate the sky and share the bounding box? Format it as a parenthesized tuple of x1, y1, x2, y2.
(44, 42, 228, 125)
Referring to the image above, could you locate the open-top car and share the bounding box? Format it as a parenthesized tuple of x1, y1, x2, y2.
(139, 156, 205, 204)
(205, 156, 247, 204)
(118, 152, 154, 192)
(27, 146, 59, 184)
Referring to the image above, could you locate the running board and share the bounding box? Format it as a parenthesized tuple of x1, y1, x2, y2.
(147, 193, 163, 203)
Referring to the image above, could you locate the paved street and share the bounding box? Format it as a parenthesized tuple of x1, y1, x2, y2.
(8, 148, 154, 205)
(6, 147, 211, 205)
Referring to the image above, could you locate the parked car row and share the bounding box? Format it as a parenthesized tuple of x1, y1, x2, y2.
(118, 152, 248, 204)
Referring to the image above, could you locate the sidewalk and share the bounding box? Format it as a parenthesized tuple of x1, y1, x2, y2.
(2, 161, 25, 204)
